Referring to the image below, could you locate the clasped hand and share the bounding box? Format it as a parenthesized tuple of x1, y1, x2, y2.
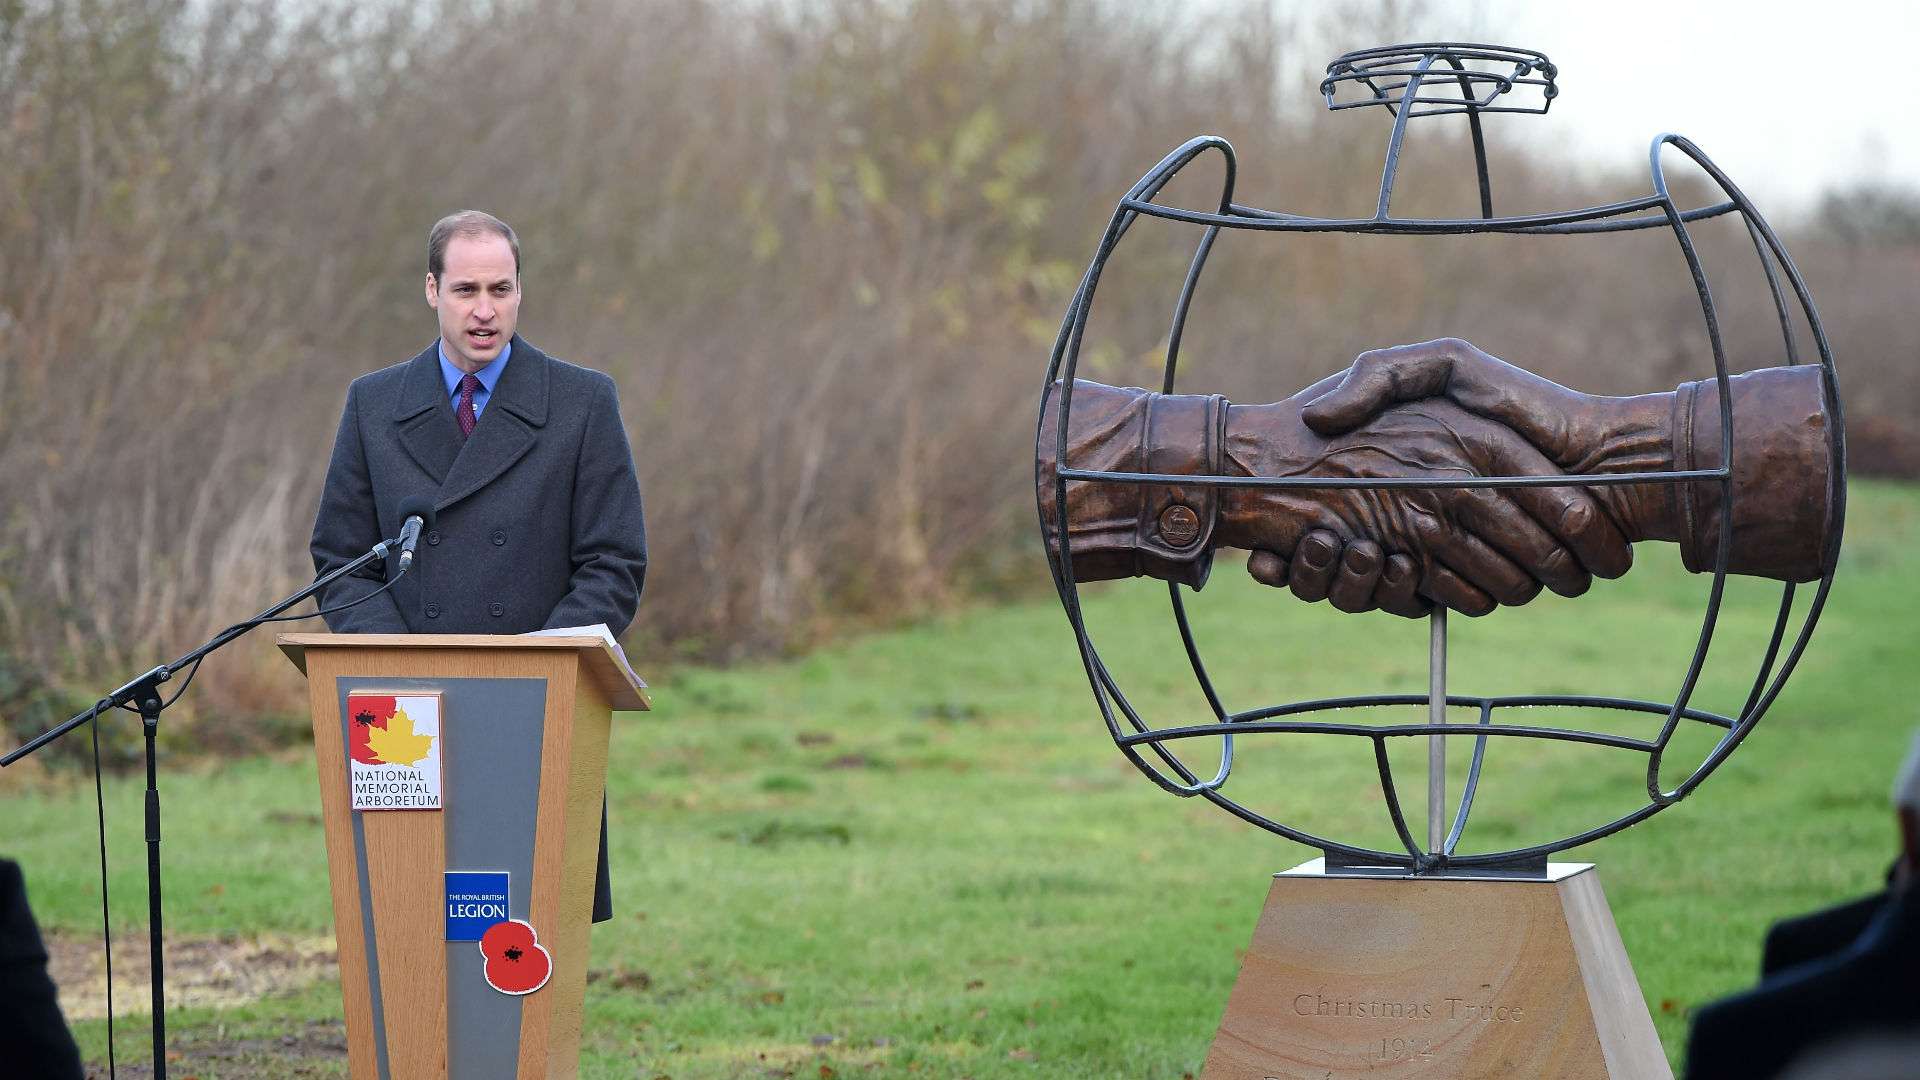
(1240, 338, 1638, 618)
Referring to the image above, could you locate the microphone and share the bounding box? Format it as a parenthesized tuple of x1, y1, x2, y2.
(395, 496, 438, 573)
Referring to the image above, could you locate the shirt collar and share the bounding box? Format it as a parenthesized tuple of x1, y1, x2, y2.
(437, 338, 513, 400)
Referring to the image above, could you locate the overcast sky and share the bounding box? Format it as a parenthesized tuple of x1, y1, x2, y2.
(1304, 0, 1918, 215)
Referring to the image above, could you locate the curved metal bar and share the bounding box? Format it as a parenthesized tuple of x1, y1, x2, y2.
(1324, 43, 1554, 118)
(1057, 465, 1728, 489)
(1101, 661, 1684, 869)
(1053, 219, 1133, 391)
(1044, 177, 1191, 545)
(1373, 736, 1427, 861)
(1124, 135, 1238, 205)
(1159, 138, 1237, 392)
(1091, 649, 1230, 796)
(1739, 584, 1796, 724)
(1335, 81, 1532, 105)
(1483, 695, 1734, 725)
(1047, 137, 1235, 393)
(1443, 702, 1496, 855)
(1088, 657, 1161, 741)
(1642, 136, 1738, 805)
(1050, 135, 1243, 799)
(1683, 588, 1840, 803)
(1038, 144, 1228, 771)
(1228, 200, 1740, 235)
(1165, 587, 1233, 794)
(1121, 194, 1674, 235)
(1044, 347, 1223, 801)
(1744, 215, 1802, 367)
(1046, 137, 1236, 447)
(1447, 56, 1496, 218)
(1213, 786, 1668, 872)
(1454, 800, 1665, 867)
(1191, 781, 1420, 866)
(1096, 657, 1245, 802)
(1047, 363, 1215, 782)
(1374, 53, 1439, 219)
(1333, 87, 1544, 109)
(1337, 41, 1552, 62)
(1098, 636, 1432, 860)
(1168, 589, 1230, 721)
(1177, 750, 1671, 869)
(1337, 104, 1555, 119)
(1121, 721, 1659, 754)
(1215, 690, 1735, 727)
(1152, 148, 1241, 796)
(1038, 237, 1102, 387)
(1163, 228, 1221, 392)
(1250, 785, 1666, 871)
(1724, 209, 1804, 726)
(1509, 203, 1740, 234)
(1645, 136, 1847, 802)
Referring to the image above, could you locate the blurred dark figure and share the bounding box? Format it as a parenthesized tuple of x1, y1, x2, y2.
(1777, 1035, 1920, 1080)
(0, 858, 84, 1079)
(1762, 889, 1889, 978)
(1685, 733, 1920, 1080)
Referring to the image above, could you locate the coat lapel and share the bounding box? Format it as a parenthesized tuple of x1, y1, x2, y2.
(435, 335, 549, 511)
(392, 345, 462, 484)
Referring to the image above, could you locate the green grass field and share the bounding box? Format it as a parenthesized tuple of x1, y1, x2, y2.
(5, 481, 1916, 1077)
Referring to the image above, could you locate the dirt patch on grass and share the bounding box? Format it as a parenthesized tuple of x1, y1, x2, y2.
(92, 1019, 349, 1079)
(47, 931, 337, 1020)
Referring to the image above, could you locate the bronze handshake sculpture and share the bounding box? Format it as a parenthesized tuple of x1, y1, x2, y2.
(1039, 338, 1835, 616)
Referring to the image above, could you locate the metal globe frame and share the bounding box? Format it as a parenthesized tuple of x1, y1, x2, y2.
(1036, 43, 1847, 874)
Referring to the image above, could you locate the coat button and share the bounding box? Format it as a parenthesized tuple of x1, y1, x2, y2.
(491, 530, 506, 546)
(489, 603, 504, 617)
(427, 531, 441, 546)
(425, 603, 441, 619)
(1159, 504, 1201, 548)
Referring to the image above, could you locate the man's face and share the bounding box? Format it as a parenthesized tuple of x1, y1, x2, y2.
(426, 233, 520, 373)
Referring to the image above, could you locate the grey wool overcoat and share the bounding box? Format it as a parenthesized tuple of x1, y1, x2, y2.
(309, 336, 646, 920)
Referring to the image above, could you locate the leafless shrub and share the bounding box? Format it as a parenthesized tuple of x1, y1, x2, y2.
(0, 0, 1911, 758)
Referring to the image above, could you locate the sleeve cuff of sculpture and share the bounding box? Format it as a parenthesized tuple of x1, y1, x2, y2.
(1037, 381, 1228, 590)
(1135, 389, 1227, 587)
(1674, 365, 1835, 582)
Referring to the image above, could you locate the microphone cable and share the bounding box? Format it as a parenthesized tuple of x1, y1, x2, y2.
(248, 569, 407, 627)
(89, 697, 117, 1077)
(114, 567, 410, 719)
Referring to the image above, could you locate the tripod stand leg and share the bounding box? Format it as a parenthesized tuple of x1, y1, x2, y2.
(135, 689, 168, 1080)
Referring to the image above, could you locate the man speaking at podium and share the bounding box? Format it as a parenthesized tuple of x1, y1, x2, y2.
(308, 210, 647, 922)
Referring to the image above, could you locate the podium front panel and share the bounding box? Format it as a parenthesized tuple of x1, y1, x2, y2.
(334, 676, 548, 1076)
(300, 643, 613, 1080)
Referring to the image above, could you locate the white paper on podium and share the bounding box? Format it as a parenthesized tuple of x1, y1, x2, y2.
(521, 623, 647, 690)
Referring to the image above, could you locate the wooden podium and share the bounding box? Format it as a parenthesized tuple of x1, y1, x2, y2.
(279, 633, 649, 1080)
(1200, 860, 1672, 1079)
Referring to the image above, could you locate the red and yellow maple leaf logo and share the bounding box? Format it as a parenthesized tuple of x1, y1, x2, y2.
(348, 695, 434, 766)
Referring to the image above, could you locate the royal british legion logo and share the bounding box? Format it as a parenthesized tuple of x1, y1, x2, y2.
(347, 692, 443, 810)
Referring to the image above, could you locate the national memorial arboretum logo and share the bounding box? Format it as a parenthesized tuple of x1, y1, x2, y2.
(347, 692, 443, 810)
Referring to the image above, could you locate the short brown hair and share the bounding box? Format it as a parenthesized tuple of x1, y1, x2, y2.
(427, 210, 521, 278)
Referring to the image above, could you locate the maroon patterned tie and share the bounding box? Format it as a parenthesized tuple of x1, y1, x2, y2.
(456, 374, 482, 439)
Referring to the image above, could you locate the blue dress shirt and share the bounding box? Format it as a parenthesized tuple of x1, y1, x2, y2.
(437, 338, 512, 422)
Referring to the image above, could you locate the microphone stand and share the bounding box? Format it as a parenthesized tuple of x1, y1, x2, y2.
(2, 532, 407, 1079)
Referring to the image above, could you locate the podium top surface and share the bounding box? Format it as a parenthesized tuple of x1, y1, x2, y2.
(277, 633, 650, 711)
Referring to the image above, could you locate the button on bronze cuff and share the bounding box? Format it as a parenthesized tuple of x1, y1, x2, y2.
(1159, 504, 1202, 548)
